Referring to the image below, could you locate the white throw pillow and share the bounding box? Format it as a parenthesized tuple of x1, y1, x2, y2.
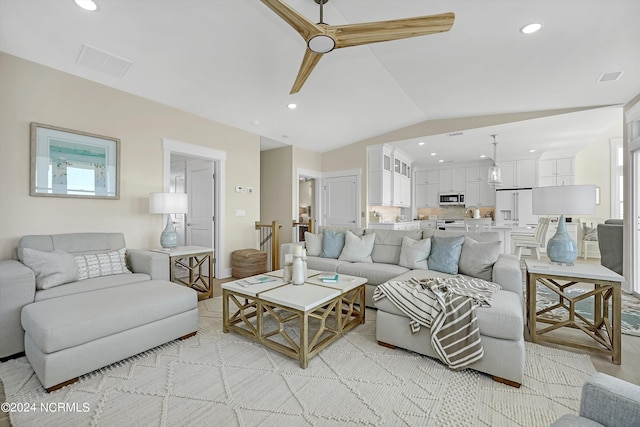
(399, 236, 431, 270)
(75, 248, 131, 280)
(304, 232, 323, 256)
(338, 231, 375, 263)
(21, 248, 79, 290)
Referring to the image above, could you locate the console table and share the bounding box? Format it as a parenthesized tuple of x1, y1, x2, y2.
(151, 246, 213, 300)
(525, 260, 624, 364)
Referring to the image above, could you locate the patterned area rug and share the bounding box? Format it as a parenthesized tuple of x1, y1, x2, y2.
(0, 297, 596, 426)
(536, 285, 640, 336)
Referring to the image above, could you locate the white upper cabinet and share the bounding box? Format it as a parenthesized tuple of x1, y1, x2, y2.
(496, 159, 537, 188)
(368, 144, 413, 207)
(539, 157, 575, 187)
(439, 168, 465, 192)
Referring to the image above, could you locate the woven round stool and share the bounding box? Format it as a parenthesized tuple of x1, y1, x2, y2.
(231, 249, 268, 278)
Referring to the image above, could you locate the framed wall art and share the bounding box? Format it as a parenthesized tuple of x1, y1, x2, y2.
(30, 122, 120, 199)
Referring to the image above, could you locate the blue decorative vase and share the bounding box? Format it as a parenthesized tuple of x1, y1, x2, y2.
(546, 215, 577, 265)
(160, 215, 178, 248)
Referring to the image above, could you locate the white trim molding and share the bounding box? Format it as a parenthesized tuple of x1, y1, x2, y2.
(162, 138, 228, 278)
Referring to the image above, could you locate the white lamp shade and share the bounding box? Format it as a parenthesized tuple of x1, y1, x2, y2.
(149, 192, 188, 214)
(532, 185, 596, 215)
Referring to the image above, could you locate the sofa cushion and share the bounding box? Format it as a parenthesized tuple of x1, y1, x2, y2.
(339, 231, 375, 263)
(399, 236, 431, 270)
(428, 236, 465, 275)
(75, 248, 131, 280)
(337, 262, 409, 286)
(21, 248, 79, 290)
(304, 232, 323, 256)
(34, 273, 151, 302)
(305, 256, 348, 273)
(458, 237, 501, 281)
(320, 230, 345, 259)
(367, 229, 423, 264)
(22, 280, 196, 354)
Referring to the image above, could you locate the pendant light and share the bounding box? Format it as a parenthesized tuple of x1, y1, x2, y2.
(487, 134, 503, 187)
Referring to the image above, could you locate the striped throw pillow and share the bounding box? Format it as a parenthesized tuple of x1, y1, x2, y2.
(75, 248, 131, 280)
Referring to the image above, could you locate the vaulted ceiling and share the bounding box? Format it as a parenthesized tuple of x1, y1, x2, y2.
(1, 0, 639, 157)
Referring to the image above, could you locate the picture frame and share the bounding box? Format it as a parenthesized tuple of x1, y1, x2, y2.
(30, 122, 120, 199)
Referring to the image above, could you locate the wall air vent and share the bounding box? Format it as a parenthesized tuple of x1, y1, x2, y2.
(598, 71, 624, 82)
(76, 43, 132, 79)
(447, 132, 464, 137)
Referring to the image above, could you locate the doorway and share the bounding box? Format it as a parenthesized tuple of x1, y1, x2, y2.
(163, 138, 227, 278)
(295, 167, 321, 242)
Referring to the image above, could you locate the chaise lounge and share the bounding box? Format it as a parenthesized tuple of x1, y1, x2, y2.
(0, 232, 199, 391)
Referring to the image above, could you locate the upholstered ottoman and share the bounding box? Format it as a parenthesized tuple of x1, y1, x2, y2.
(21, 280, 198, 391)
(232, 249, 267, 278)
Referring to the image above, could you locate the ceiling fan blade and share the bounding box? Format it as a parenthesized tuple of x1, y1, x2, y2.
(290, 50, 324, 94)
(330, 12, 455, 49)
(260, 0, 322, 41)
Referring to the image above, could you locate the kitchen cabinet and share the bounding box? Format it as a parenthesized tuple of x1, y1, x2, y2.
(369, 144, 413, 207)
(415, 170, 439, 185)
(539, 157, 575, 187)
(439, 168, 465, 192)
(419, 220, 437, 230)
(368, 221, 420, 231)
(464, 165, 494, 207)
(415, 182, 439, 207)
(497, 159, 537, 188)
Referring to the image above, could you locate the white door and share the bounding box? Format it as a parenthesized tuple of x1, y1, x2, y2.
(186, 159, 214, 252)
(323, 175, 358, 227)
(170, 161, 187, 246)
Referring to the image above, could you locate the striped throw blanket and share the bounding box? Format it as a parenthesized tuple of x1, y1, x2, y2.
(373, 275, 501, 370)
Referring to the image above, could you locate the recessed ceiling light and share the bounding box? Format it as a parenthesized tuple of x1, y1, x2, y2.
(287, 103, 297, 110)
(251, 120, 261, 126)
(479, 154, 487, 158)
(529, 149, 537, 153)
(74, 0, 98, 11)
(521, 23, 542, 34)
(438, 159, 444, 163)
(430, 152, 437, 156)
(418, 142, 425, 146)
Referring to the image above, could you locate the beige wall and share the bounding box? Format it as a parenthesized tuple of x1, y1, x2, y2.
(0, 53, 260, 275)
(260, 146, 293, 244)
(575, 123, 623, 220)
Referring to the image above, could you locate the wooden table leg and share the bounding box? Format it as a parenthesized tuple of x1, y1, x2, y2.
(612, 283, 622, 364)
(527, 272, 537, 342)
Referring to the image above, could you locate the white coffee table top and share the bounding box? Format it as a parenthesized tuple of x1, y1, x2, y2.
(259, 284, 341, 312)
(525, 260, 624, 282)
(265, 269, 322, 278)
(306, 274, 367, 292)
(150, 246, 213, 257)
(222, 276, 286, 297)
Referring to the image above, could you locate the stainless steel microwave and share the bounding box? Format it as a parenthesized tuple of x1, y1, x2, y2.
(439, 192, 465, 206)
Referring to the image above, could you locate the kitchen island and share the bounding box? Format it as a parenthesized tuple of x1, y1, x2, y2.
(441, 223, 535, 255)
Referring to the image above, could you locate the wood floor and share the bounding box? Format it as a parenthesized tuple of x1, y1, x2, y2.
(2, 268, 638, 427)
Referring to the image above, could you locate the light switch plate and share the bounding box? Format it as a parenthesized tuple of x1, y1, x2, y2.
(235, 209, 246, 217)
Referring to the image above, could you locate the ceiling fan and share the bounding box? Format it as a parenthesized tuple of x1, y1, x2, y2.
(260, 0, 455, 94)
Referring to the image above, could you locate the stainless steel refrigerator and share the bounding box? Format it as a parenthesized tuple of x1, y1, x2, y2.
(495, 188, 538, 227)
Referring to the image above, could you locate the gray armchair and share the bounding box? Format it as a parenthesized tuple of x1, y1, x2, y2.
(597, 219, 623, 276)
(551, 372, 640, 427)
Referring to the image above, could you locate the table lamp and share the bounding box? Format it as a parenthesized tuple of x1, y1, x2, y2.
(532, 185, 596, 265)
(149, 192, 188, 248)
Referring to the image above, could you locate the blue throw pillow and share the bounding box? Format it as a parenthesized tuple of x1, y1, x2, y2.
(320, 230, 345, 259)
(428, 235, 465, 274)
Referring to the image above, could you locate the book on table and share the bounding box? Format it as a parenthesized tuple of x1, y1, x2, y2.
(319, 272, 339, 283)
(237, 276, 276, 287)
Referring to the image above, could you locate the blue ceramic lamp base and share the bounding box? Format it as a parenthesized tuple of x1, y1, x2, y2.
(160, 215, 178, 249)
(546, 215, 577, 265)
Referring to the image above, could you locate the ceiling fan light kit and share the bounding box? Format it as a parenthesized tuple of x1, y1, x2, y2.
(260, 0, 455, 93)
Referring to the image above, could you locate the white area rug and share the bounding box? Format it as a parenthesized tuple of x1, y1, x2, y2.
(0, 297, 596, 426)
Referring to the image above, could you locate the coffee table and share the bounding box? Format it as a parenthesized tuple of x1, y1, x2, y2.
(222, 273, 366, 368)
(525, 260, 624, 364)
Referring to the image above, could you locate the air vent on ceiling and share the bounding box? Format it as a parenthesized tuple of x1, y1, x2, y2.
(598, 71, 624, 83)
(76, 43, 132, 79)
(447, 132, 464, 137)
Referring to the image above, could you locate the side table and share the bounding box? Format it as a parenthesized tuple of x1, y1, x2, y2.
(525, 259, 624, 364)
(151, 246, 214, 300)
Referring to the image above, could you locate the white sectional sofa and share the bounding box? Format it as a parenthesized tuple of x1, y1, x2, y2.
(282, 226, 525, 386)
(0, 233, 199, 391)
